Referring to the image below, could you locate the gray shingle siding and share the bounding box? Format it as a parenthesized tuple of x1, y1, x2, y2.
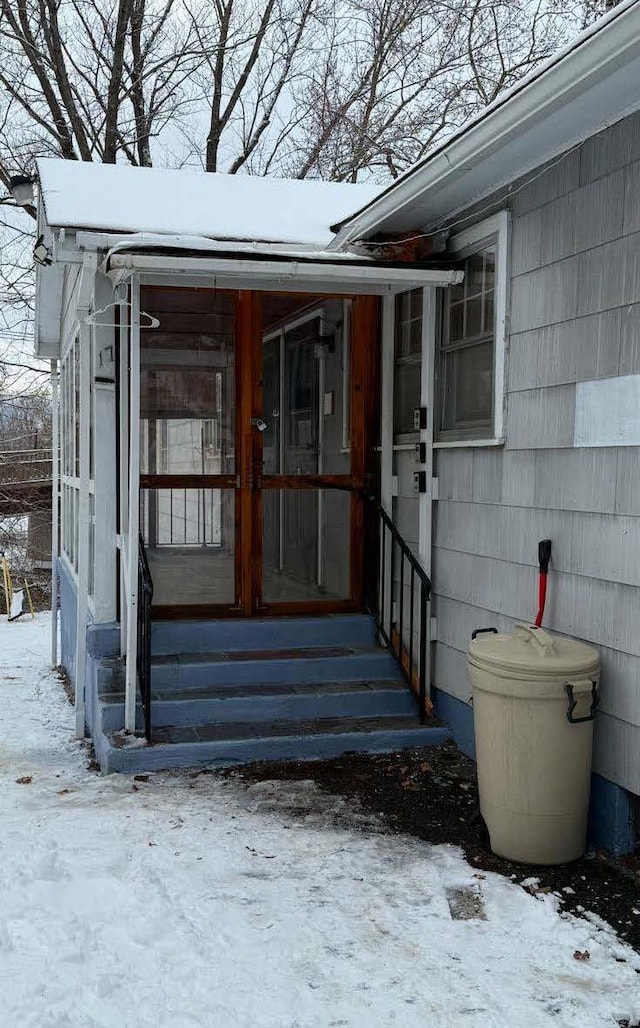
(430, 109, 640, 796)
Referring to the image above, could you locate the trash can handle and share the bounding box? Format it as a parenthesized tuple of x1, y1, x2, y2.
(514, 622, 556, 655)
(565, 681, 599, 724)
(471, 627, 498, 640)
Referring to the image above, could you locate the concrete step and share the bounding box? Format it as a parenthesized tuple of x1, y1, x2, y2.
(99, 678, 416, 733)
(87, 615, 380, 662)
(148, 648, 400, 690)
(149, 614, 378, 656)
(103, 716, 451, 773)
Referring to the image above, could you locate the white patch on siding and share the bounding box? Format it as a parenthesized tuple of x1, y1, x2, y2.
(575, 374, 640, 447)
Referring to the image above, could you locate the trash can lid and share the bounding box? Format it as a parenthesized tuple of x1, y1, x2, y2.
(468, 624, 600, 680)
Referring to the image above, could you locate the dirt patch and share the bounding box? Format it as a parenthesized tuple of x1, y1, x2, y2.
(229, 741, 640, 955)
(55, 665, 74, 705)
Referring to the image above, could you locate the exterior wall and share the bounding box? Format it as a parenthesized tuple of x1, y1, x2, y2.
(430, 107, 640, 805)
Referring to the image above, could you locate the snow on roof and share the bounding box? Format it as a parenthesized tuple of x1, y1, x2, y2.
(36, 159, 381, 246)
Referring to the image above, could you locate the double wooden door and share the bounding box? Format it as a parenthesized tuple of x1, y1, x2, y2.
(139, 287, 379, 618)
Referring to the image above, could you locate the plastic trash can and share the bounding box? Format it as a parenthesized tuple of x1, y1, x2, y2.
(468, 623, 600, 865)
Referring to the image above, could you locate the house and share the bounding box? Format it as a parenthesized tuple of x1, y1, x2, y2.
(31, 0, 640, 853)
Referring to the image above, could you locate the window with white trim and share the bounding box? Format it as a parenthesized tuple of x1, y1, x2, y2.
(393, 288, 423, 438)
(436, 212, 508, 443)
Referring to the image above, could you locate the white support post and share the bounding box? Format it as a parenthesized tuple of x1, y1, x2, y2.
(50, 360, 60, 667)
(74, 254, 97, 739)
(119, 297, 130, 656)
(124, 275, 140, 734)
(420, 286, 438, 700)
(94, 382, 117, 621)
(380, 295, 395, 513)
(93, 273, 118, 623)
(419, 288, 437, 577)
(379, 295, 395, 638)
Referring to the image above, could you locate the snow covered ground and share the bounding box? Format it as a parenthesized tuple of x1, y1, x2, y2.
(1, 613, 639, 1028)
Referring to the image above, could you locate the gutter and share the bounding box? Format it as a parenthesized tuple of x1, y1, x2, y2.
(103, 251, 463, 292)
(330, 0, 640, 246)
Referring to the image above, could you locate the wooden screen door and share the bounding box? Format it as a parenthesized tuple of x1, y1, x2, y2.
(139, 286, 379, 618)
(237, 291, 380, 617)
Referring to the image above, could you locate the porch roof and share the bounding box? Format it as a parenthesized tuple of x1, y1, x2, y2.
(36, 159, 381, 248)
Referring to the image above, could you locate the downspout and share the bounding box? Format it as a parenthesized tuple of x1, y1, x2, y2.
(50, 359, 59, 668)
(74, 252, 97, 739)
(124, 274, 141, 734)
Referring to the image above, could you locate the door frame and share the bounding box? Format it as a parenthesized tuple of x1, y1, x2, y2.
(145, 287, 380, 619)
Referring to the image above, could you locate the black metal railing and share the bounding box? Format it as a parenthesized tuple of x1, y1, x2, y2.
(363, 493, 432, 724)
(137, 532, 154, 742)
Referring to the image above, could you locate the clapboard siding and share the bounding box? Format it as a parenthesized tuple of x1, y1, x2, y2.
(434, 545, 640, 660)
(386, 110, 640, 796)
(430, 114, 640, 797)
(510, 257, 580, 333)
(434, 593, 640, 722)
(539, 170, 625, 266)
(506, 385, 576, 450)
(594, 715, 640, 797)
(577, 231, 640, 316)
(512, 147, 581, 217)
(508, 308, 623, 392)
(624, 160, 640, 235)
(578, 111, 640, 187)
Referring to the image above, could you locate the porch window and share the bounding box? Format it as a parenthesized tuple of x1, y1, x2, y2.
(393, 289, 423, 437)
(436, 212, 508, 443)
(59, 334, 96, 597)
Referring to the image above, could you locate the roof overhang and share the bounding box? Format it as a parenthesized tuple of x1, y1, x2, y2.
(103, 246, 462, 295)
(331, 0, 640, 243)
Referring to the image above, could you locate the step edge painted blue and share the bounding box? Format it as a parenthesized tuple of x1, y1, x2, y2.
(150, 614, 377, 654)
(103, 725, 452, 773)
(99, 689, 418, 731)
(151, 652, 401, 689)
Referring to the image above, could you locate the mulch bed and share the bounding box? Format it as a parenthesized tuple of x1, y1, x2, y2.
(231, 741, 640, 956)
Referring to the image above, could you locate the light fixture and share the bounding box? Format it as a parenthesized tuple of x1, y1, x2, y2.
(33, 234, 52, 266)
(8, 174, 35, 207)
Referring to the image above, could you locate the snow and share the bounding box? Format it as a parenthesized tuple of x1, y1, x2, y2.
(2, 613, 639, 1028)
(36, 160, 381, 246)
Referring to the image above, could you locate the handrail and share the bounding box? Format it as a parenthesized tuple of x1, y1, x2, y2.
(137, 532, 153, 742)
(362, 492, 432, 723)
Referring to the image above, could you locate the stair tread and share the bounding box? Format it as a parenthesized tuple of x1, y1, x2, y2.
(145, 714, 434, 746)
(151, 645, 381, 665)
(100, 678, 407, 704)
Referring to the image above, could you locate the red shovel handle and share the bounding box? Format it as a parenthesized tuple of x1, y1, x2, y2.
(535, 539, 552, 628)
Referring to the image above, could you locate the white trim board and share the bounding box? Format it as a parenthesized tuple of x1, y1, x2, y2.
(575, 374, 640, 447)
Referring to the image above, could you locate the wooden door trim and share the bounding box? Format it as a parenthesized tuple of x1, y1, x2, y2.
(140, 474, 237, 490)
(260, 474, 353, 491)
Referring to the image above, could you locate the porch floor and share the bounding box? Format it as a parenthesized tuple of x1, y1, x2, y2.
(147, 549, 346, 606)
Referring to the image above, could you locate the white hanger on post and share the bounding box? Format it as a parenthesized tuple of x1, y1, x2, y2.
(83, 301, 159, 329)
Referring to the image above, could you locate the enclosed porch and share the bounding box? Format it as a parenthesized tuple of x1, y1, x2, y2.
(49, 216, 461, 770)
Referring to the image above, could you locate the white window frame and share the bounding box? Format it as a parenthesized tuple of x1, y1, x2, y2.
(434, 210, 509, 448)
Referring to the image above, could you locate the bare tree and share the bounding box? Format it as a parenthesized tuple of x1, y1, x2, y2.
(0, 0, 198, 177)
(285, 0, 607, 182)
